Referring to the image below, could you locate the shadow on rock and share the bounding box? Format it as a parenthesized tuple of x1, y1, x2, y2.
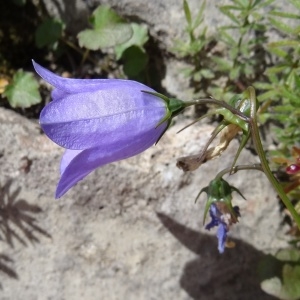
(0, 179, 51, 247)
(0, 254, 18, 289)
(157, 212, 277, 300)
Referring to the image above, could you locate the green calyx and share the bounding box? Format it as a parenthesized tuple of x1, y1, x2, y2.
(143, 91, 188, 125)
(196, 177, 245, 225)
(142, 91, 190, 143)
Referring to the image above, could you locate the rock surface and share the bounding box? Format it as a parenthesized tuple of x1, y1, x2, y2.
(0, 107, 285, 299)
(40, 0, 295, 49)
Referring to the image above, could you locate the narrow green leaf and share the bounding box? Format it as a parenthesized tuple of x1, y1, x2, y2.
(269, 40, 300, 48)
(219, 29, 236, 44)
(269, 11, 300, 19)
(219, 6, 240, 24)
(278, 86, 299, 103)
(254, 82, 274, 90)
(268, 73, 279, 84)
(267, 65, 289, 74)
(192, 0, 206, 29)
(229, 66, 240, 80)
(212, 56, 233, 71)
(269, 17, 297, 35)
(268, 47, 289, 59)
(4, 70, 41, 108)
(230, 0, 245, 8)
(256, 0, 275, 9)
(294, 73, 300, 89)
(183, 0, 192, 26)
(200, 69, 215, 79)
(257, 89, 279, 102)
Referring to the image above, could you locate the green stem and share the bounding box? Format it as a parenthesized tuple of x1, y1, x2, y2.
(247, 86, 300, 229)
(185, 98, 250, 121)
(215, 164, 263, 180)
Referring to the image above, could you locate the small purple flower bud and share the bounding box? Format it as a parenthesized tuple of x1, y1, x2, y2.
(33, 61, 170, 198)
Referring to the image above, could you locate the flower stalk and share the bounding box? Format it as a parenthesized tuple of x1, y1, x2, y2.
(246, 86, 300, 229)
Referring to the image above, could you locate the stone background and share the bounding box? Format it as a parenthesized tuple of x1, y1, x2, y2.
(0, 106, 287, 300)
(1, 0, 295, 299)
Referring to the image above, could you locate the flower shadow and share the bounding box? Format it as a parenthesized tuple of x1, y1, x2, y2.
(157, 212, 277, 300)
(0, 179, 51, 287)
(0, 254, 18, 289)
(0, 179, 51, 248)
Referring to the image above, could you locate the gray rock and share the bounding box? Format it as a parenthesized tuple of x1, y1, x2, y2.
(40, 0, 296, 49)
(0, 107, 286, 299)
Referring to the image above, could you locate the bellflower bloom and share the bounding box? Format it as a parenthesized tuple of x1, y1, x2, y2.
(205, 202, 240, 253)
(198, 177, 244, 253)
(33, 61, 180, 198)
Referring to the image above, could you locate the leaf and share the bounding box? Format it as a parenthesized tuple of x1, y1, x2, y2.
(267, 65, 289, 74)
(219, 6, 240, 24)
(269, 40, 300, 48)
(77, 5, 133, 50)
(229, 66, 240, 80)
(254, 82, 274, 90)
(192, 0, 206, 29)
(257, 89, 279, 102)
(260, 249, 300, 300)
(115, 23, 148, 60)
(269, 11, 300, 19)
(200, 69, 215, 79)
(35, 18, 65, 48)
(268, 47, 289, 59)
(212, 56, 233, 71)
(183, 0, 192, 26)
(230, 0, 245, 8)
(282, 264, 300, 299)
(261, 277, 293, 300)
(121, 46, 148, 77)
(276, 248, 300, 262)
(4, 70, 41, 108)
(219, 29, 236, 44)
(269, 17, 297, 35)
(255, 0, 276, 9)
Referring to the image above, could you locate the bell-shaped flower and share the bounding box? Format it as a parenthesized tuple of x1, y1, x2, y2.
(197, 177, 244, 253)
(33, 61, 186, 198)
(205, 202, 240, 253)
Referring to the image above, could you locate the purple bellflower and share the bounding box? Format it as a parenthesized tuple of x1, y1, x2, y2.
(205, 203, 240, 253)
(198, 177, 243, 253)
(33, 61, 184, 198)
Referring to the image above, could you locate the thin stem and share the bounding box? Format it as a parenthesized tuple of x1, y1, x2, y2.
(215, 164, 263, 180)
(184, 98, 250, 121)
(247, 86, 300, 229)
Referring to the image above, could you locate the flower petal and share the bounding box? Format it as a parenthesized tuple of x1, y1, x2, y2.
(205, 204, 219, 230)
(55, 124, 167, 198)
(217, 223, 227, 253)
(33, 60, 155, 94)
(60, 149, 83, 175)
(40, 88, 166, 150)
